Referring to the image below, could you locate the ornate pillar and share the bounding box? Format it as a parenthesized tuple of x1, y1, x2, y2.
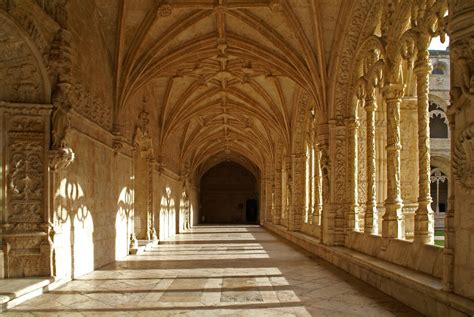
(282, 155, 292, 228)
(273, 167, 282, 225)
(414, 35, 434, 244)
(133, 110, 154, 241)
(375, 108, 387, 232)
(0, 102, 54, 277)
(147, 159, 157, 241)
(364, 90, 378, 234)
(446, 1, 474, 299)
(399, 97, 419, 240)
(329, 119, 346, 245)
(312, 144, 322, 228)
(289, 153, 305, 231)
(267, 177, 273, 224)
(317, 123, 330, 243)
(346, 117, 360, 232)
(382, 84, 405, 239)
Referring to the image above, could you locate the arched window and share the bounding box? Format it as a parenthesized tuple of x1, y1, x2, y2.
(432, 61, 447, 75)
(429, 101, 449, 138)
(430, 167, 448, 214)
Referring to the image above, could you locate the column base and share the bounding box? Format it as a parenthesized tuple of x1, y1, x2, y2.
(364, 205, 377, 234)
(414, 203, 434, 244)
(382, 201, 404, 239)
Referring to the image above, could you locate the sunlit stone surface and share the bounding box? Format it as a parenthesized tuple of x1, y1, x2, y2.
(4, 226, 419, 316)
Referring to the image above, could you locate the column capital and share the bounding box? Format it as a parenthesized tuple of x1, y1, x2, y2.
(316, 122, 329, 135)
(414, 61, 432, 76)
(345, 117, 360, 129)
(414, 46, 432, 76)
(292, 153, 306, 160)
(383, 83, 406, 101)
(364, 96, 377, 112)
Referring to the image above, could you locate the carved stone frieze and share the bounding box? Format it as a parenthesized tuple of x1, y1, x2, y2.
(71, 83, 112, 130)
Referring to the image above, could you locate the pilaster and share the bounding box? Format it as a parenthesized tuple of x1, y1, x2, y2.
(0, 102, 54, 277)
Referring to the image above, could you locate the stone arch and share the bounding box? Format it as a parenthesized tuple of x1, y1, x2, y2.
(429, 94, 449, 112)
(429, 97, 449, 139)
(349, 35, 386, 118)
(199, 160, 258, 224)
(432, 61, 448, 75)
(292, 91, 314, 156)
(0, 10, 51, 103)
(431, 155, 451, 179)
(329, 0, 382, 119)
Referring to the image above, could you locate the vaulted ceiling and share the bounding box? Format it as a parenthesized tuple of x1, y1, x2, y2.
(94, 0, 347, 176)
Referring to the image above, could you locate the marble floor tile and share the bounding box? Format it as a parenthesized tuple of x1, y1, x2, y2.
(4, 225, 421, 316)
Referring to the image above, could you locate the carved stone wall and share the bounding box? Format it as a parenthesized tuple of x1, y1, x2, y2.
(154, 169, 183, 241)
(0, 102, 52, 277)
(52, 120, 134, 278)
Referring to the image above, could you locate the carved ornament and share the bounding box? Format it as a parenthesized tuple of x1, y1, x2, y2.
(453, 123, 474, 189)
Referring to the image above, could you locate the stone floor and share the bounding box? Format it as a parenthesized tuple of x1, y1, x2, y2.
(4, 225, 421, 316)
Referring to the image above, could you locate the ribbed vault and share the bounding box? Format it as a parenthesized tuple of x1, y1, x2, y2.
(105, 0, 339, 176)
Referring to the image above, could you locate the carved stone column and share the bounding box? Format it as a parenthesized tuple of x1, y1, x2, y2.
(382, 84, 405, 239)
(0, 102, 54, 277)
(414, 35, 434, 244)
(329, 119, 347, 245)
(133, 110, 154, 241)
(273, 167, 282, 225)
(375, 110, 387, 232)
(346, 117, 360, 232)
(265, 176, 273, 224)
(364, 92, 377, 234)
(400, 97, 419, 240)
(447, 1, 474, 299)
(147, 159, 157, 241)
(282, 155, 292, 228)
(289, 153, 305, 231)
(317, 123, 331, 243)
(312, 144, 322, 229)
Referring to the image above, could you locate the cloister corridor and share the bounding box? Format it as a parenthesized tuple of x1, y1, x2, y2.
(3, 225, 418, 317)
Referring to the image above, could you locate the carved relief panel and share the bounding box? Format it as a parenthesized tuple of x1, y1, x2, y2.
(0, 102, 52, 277)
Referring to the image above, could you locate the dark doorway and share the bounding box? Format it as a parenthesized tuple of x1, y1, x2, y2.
(246, 199, 258, 223)
(200, 161, 258, 224)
